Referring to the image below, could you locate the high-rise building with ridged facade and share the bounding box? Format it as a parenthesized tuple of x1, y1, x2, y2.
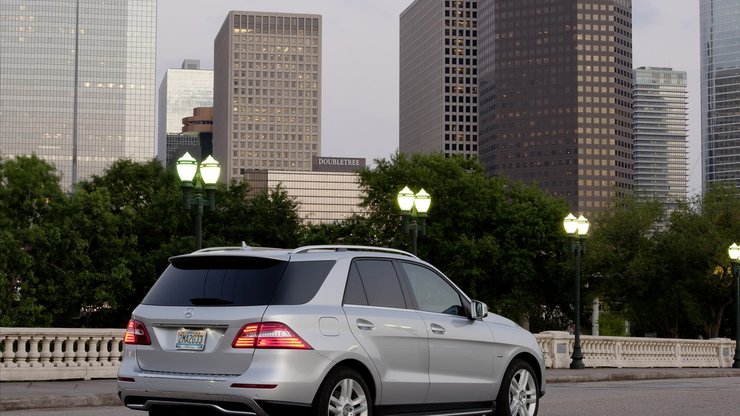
(632, 67, 688, 209)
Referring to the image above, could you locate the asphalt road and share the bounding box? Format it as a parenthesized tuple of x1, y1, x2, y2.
(541, 377, 740, 416)
(3, 377, 740, 416)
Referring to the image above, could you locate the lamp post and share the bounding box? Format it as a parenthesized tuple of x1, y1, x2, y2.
(397, 186, 431, 256)
(176, 152, 220, 250)
(729, 242, 740, 369)
(564, 213, 590, 369)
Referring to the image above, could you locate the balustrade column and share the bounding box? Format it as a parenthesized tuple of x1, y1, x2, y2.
(63, 337, 76, 366)
(52, 337, 64, 366)
(75, 337, 87, 366)
(39, 337, 53, 366)
(15, 336, 30, 368)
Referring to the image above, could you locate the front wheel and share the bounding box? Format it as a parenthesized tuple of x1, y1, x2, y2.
(313, 367, 372, 416)
(495, 359, 540, 416)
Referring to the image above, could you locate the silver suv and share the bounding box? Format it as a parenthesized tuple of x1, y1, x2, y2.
(118, 245, 545, 416)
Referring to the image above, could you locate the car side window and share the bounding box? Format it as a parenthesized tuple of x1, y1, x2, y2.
(401, 262, 465, 316)
(343, 262, 369, 306)
(350, 259, 407, 309)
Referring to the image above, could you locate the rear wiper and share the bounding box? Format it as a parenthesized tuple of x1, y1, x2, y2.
(189, 297, 234, 305)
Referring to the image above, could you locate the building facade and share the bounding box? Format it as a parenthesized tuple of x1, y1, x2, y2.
(0, 0, 156, 190)
(244, 170, 364, 224)
(478, 0, 633, 215)
(399, 0, 479, 158)
(632, 67, 688, 209)
(157, 60, 213, 165)
(164, 107, 214, 167)
(700, 0, 740, 189)
(214, 11, 322, 183)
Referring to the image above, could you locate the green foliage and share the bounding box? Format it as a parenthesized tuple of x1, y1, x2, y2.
(0, 156, 306, 328)
(6, 151, 735, 340)
(598, 311, 627, 337)
(584, 184, 740, 338)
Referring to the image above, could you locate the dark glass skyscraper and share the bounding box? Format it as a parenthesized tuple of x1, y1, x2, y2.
(700, 0, 740, 189)
(478, 0, 633, 214)
(0, 0, 156, 190)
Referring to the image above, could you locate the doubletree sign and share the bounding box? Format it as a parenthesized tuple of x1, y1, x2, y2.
(312, 156, 366, 172)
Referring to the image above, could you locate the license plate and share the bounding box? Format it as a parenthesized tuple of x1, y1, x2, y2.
(176, 329, 207, 351)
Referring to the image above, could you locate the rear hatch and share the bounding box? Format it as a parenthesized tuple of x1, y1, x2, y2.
(132, 254, 289, 376)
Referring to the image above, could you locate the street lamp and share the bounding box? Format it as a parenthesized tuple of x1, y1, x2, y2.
(176, 152, 220, 250)
(729, 242, 740, 369)
(564, 213, 590, 369)
(397, 186, 431, 256)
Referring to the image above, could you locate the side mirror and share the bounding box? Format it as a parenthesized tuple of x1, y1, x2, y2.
(470, 300, 488, 320)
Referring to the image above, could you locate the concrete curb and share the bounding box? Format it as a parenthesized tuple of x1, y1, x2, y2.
(0, 393, 120, 412)
(546, 369, 740, 384)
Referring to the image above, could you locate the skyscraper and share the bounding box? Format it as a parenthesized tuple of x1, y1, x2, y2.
(213, 11, 322, 183)
(0, 0, 156, 190)
(700, 0, 740, 189)
(633, 67, 688, 209)
(399, 0, 479, 158)
(157, 60, 213, 165)
(478, 0, 633, 214)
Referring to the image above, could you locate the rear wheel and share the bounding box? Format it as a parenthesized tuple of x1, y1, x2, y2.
(495, 359, 540, 416)
(313, 367, 372, 416)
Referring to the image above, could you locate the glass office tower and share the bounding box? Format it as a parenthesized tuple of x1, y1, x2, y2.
(0, 0, 156, 190)
(700, 0, 740, 189)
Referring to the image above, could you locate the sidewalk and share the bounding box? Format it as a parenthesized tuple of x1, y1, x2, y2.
(1, 368, 739, 411)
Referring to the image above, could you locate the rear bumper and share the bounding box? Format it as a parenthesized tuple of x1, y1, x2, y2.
(120, 389, 267, 415)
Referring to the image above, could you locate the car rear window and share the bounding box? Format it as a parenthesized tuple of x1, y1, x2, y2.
(141, 256, 334, 307)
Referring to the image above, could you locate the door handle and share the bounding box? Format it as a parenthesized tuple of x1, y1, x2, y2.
(356, 319, 375, 330)
(430, 323, 446, 334)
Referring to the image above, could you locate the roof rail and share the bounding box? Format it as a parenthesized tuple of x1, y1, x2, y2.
(193, 246, 245, 253)
(291, 245, 418, 259)
(193, 244, 286, 253)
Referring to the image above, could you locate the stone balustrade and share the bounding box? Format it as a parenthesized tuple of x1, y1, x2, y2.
(0, 327, 736, 381)
(0, 327, 124, 381)
(536, 331, 737, 369)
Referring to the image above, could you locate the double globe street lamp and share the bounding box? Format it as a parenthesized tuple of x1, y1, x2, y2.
(176, 152, 221, 251)
(729, 242, 740, 369)
(563, 213, 590, 369)
(397, 186, 431, 256)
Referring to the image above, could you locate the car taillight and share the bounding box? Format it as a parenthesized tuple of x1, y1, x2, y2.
(124, 319, 151, 345)
(232, 322, 312, 350)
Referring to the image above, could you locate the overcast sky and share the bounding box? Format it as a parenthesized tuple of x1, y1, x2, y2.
(158, 0, 702, 193)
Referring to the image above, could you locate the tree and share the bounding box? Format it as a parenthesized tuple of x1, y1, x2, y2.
(584, 184, 740, 338)
(205, 181, 304, 248)
(0, 155, 68, 326)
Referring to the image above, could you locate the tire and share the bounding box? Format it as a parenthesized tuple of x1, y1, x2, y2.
(313, 367, 372, 416)
(495, 359, 540, 416)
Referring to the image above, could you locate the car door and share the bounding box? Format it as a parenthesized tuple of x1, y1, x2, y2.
(399, 261, 495, 404)
(342, 258, 430, 405)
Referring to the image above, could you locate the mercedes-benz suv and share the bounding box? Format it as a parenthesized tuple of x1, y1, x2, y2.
(117, 245, 545, 416)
